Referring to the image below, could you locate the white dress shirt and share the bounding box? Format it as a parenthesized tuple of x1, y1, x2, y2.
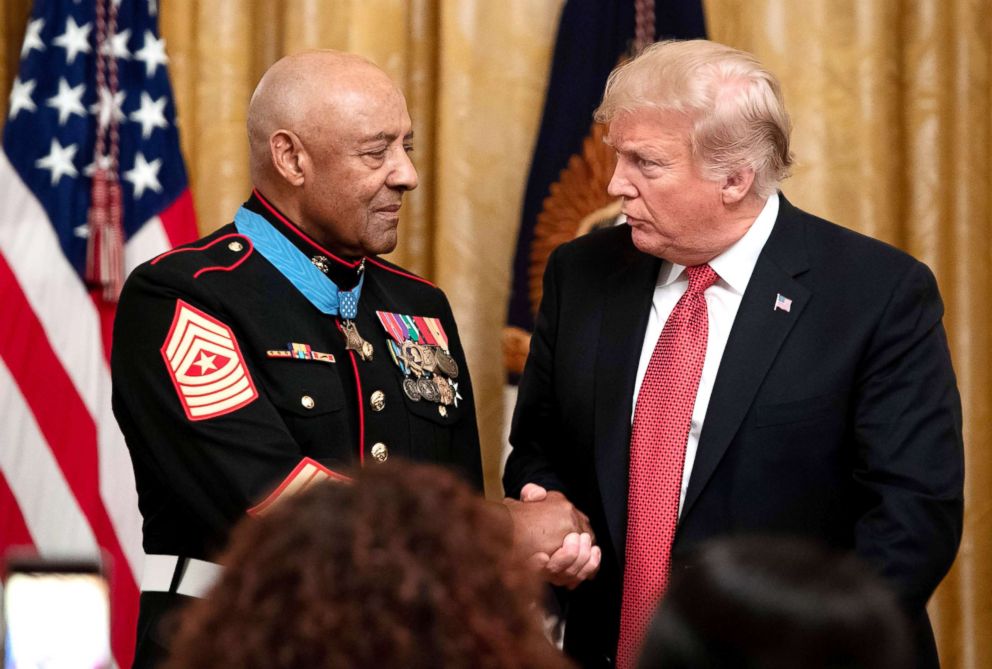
(631, 193, 780, 517)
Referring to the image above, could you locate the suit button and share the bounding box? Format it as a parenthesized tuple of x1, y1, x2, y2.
(370, 390, 386, 412)
(438, 405, 447, 417)
(301, 395, 315, 410)
(371, 442, 388, 462)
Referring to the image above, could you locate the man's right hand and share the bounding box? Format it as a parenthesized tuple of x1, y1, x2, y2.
(503, 487, 593, 556)
(503, 484, 602, 588)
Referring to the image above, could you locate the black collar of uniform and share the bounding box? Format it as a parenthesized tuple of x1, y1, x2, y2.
(244, 189, 363, 290)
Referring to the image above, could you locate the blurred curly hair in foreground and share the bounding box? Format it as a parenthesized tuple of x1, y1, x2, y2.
(163, 461, 572, 669)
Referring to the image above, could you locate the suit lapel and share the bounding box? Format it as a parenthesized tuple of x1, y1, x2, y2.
(594, 236, 660, 564)
(680, 197, 811, 521)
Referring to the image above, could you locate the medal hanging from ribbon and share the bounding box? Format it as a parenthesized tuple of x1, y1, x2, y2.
(376, 311, 461, 406)
(338, 260, 373, 361)
(234, 207, 374, 361)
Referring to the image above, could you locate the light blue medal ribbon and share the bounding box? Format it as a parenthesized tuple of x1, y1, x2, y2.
(234, 206, 363, 317)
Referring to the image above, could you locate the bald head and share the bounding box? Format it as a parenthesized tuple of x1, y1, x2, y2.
(248, 50, 400, 181)
(245, 49, 418, 258)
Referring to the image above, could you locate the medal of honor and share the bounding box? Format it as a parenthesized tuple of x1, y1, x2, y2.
(337, 260, 372, 361)
(342, 320, 373, 361)
(233, 208, 375, 362)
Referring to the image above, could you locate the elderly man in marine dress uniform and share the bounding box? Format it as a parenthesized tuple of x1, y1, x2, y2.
(112, 50, 586, 668)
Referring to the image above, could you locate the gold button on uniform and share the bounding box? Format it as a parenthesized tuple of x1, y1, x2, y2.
(301, 395, 315, 410)
(228, 241, 244, 252)
(438, 405, 448, 418)
(370, 390, 386, 412)
(371, 442, 388, 462)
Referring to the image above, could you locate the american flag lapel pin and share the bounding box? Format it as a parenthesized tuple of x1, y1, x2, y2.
(774, 293, 793, 312)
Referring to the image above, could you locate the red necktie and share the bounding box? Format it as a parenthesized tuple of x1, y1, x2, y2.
(616, 263, 719, 669)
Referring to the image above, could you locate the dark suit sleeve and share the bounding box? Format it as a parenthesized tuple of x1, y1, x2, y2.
(852, 261, 964, 612)
(503, 247, 568, 498)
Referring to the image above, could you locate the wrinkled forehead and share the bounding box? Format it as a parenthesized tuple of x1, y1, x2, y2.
(293, 73, 411, 147)
(330, 84, 412, 139)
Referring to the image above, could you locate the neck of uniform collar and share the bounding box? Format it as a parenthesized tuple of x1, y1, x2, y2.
(247, 188, 365, 289)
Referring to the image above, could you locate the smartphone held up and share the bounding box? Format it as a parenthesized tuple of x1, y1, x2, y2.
(1, 554, 111, 669)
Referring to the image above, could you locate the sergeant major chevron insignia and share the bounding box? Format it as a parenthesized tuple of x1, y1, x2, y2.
(161, 300, 258, 421)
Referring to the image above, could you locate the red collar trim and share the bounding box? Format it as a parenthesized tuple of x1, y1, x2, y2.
(252, 188, 363, 270)
(364, 257, 436, 288)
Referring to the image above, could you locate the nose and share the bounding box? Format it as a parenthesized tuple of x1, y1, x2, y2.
(607, 160, 636, 199)
(388, 149, 419, 191)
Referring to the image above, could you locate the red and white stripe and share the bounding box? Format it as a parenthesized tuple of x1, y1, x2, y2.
(0, 151, 197, 668)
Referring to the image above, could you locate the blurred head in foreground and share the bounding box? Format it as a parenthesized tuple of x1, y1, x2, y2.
(164, 461, 570, 669)
(638, 537, 911, 669)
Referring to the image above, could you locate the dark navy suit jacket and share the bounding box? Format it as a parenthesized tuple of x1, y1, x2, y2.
(504, 196, 963, 669)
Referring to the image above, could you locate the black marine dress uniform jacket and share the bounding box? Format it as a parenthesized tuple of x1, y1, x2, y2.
(503, 196, 963, 669)
(112, 191, 483, 664)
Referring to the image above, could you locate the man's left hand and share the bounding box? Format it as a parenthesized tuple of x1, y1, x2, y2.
(520, 483, 602, 588)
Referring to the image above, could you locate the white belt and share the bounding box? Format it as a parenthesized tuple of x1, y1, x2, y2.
(140, 554, 223, 598)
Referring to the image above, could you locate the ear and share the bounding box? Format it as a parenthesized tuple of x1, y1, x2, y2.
(269, 129, 307, 187)
(721, 167, 755, 205)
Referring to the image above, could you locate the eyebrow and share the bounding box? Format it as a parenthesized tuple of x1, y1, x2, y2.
(361, 131, 415, 144)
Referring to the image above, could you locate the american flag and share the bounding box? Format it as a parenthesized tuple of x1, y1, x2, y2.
(0, 0, 197, 665)
(774, 293, 792, 312)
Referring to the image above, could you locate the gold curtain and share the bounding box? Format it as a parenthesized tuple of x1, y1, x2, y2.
(2, 1, 988, 665)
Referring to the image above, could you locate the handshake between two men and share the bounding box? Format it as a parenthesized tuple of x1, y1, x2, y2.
(502, 484, 602, 588)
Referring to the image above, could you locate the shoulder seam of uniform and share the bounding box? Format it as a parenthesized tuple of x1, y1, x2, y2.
(365, 257, 436, 288)
(151, 233, 254, 279)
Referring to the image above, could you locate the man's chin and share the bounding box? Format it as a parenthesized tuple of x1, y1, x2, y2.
(363, 230, 399, 257)
(630, 228, 669, 259)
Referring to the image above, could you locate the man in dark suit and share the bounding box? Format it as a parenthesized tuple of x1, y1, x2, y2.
(504, 40, 963, 669)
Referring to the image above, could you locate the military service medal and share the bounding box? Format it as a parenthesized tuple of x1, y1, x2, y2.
(338, 261, 373, 361)
(422, 316, 458, 378)
(377, 310, 460, 408)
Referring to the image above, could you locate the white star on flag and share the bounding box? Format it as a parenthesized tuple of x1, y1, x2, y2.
(2, 1, 200, 665)
(124, 151, 163, 197)
(52, 16, 92, 65)
(134, 30, 168, 77)
(20, 18, 45, 58)
(8, 77, 37, 120)
(90, 86, 127, 130)
(130, 92, 168, 139)
(46, 77, 87, 125)
(34, 138, 79, 185)
(99, 28, 132, 60)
